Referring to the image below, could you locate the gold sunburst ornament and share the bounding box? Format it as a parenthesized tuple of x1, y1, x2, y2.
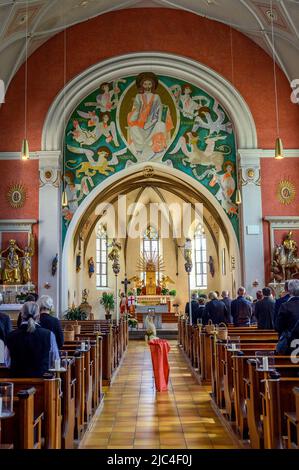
(7, 183, 27, 208)
(277, 180, 296, 205)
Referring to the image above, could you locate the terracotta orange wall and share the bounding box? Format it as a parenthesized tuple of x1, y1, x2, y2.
(261, 158, 299, 282)
(0, 160, 39, 284)
(0, 8, 298, 288)
(0, 8, 298, 151)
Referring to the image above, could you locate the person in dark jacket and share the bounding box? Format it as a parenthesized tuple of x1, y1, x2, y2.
(274, 281, 290, 324)
(231, 287, 252, 326)
(185, 293, 200, 324)
(38, 295, 64, 349)
(0, 311, 12, 344)
(221, 291, 232, 323)
(197, 298, 206, 323)
(203, 291, 229, 325)
(254, 287, 275, 329)
(276, 280, 299, 337)
(6, 302, 59, 378)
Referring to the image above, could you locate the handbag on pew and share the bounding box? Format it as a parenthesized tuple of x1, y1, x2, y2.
(64, 324, 75, 342)
(216, 322, 228, 341)
(205, 319, 216, 335)
(276, 319, 299, 355)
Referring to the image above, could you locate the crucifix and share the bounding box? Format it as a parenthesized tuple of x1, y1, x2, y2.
(121, 276, 131, 295)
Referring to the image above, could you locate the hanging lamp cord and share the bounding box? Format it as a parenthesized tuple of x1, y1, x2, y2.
(270, 0, 280, 137)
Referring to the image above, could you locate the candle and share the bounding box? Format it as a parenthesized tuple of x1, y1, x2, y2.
(55, 359, 61, 370)
(262, 356, 269, 371)
(81, 342, 85, 351)
(231, 343, 236, 350)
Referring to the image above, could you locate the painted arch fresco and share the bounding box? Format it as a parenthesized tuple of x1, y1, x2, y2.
(63, 73, 239, 241)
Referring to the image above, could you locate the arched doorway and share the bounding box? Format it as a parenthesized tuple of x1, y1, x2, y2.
(61, 162, 241, 313)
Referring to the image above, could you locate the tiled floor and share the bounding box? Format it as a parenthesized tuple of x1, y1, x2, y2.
(80, 340, 236, 449)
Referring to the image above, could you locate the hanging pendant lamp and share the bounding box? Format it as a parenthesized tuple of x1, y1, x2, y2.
(235, 189, 242, 205)
(270, 0, 284, 160)
(21, 1, 30, 160)
(61, 22, 68, 208)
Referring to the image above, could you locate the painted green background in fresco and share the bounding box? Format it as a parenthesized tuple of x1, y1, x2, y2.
(63, 74, 239, 242)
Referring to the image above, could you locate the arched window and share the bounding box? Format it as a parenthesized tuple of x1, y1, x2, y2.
(191, 226, 207, 289)
(96, 225, 108, 288)
(141, 226, 160, 281)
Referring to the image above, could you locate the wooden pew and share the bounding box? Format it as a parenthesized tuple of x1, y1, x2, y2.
(285, 387, 299, 449)
(246, 359, 299, 449)
(0, 374, 61, 448)
(1, 387, 43, 449)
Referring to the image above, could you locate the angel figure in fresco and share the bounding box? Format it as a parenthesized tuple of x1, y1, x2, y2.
(75, 110, 120, 147)
(62, 171, 94, 225)
(68, 119, 97, 147)
(84, 80, 126, 112)
(208, 161, 238, 215)
(170, 83, 211, 120)
(169, 131, 228, 171)
(127, 72, 174, 161)
(192, 99, 233, 135)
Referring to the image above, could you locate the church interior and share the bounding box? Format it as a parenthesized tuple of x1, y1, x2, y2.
(0, 0, 299, 455)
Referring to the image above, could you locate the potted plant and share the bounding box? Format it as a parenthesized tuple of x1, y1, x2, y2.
(100, 292, 114, 320)
(161, 287, 169, 295)
(169, 289, 176, 297)
(63, 305, 87, 321)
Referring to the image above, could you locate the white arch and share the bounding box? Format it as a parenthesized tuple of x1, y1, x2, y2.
(42, 52, 257, 151)
(39, 52, 258, 310)
(61, 162, 242, 311)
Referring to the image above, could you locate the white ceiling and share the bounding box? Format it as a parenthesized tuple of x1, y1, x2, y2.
(0, 0, 298, 91)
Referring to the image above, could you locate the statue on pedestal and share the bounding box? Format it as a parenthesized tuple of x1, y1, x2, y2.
(271, 231, 299, 281)
(0, 240, 23, 284)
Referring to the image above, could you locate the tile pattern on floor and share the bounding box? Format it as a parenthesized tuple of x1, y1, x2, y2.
(80, 340, 236, 449)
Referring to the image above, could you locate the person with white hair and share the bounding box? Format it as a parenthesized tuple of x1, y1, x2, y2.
(203, 291, 230, 325)
(276, 279, 299, 337)
(38, 295, 64, 349)
(5, 301, 59, 377)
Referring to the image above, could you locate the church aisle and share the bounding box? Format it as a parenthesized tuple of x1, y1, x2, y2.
(80, 341, 236, 449)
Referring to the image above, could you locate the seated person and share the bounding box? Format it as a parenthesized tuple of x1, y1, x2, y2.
(17, 293, 39, 328)
(38, 295, 64, 349)
(5, 301, 59, 378)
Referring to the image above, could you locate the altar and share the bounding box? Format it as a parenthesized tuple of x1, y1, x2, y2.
(135, 295, 176, 329)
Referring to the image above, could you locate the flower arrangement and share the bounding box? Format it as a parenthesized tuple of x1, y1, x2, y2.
(128, 314, 138, 329)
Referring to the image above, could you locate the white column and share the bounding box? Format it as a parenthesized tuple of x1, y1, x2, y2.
(238, 149, 265, 296)
(38, 151, 61, 315)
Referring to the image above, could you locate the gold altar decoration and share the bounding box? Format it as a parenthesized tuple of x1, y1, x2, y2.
(0, 235, 34, 285)
(276, 179, 296, 205)
(6, 183, 27, 208)
(136, 252, 165, 296)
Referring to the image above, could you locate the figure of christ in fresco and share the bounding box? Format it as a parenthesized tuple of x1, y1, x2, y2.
(84, 80, 126, 113)
(127, 72, 174, 161)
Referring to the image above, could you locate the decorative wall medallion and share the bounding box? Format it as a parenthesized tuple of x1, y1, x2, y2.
(277, 179, 296, 205)
(6, 183, 27, 208)
(143, 166, 154, 178)
(241, 166, 261, 186)
(39, 167, 60, 188)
